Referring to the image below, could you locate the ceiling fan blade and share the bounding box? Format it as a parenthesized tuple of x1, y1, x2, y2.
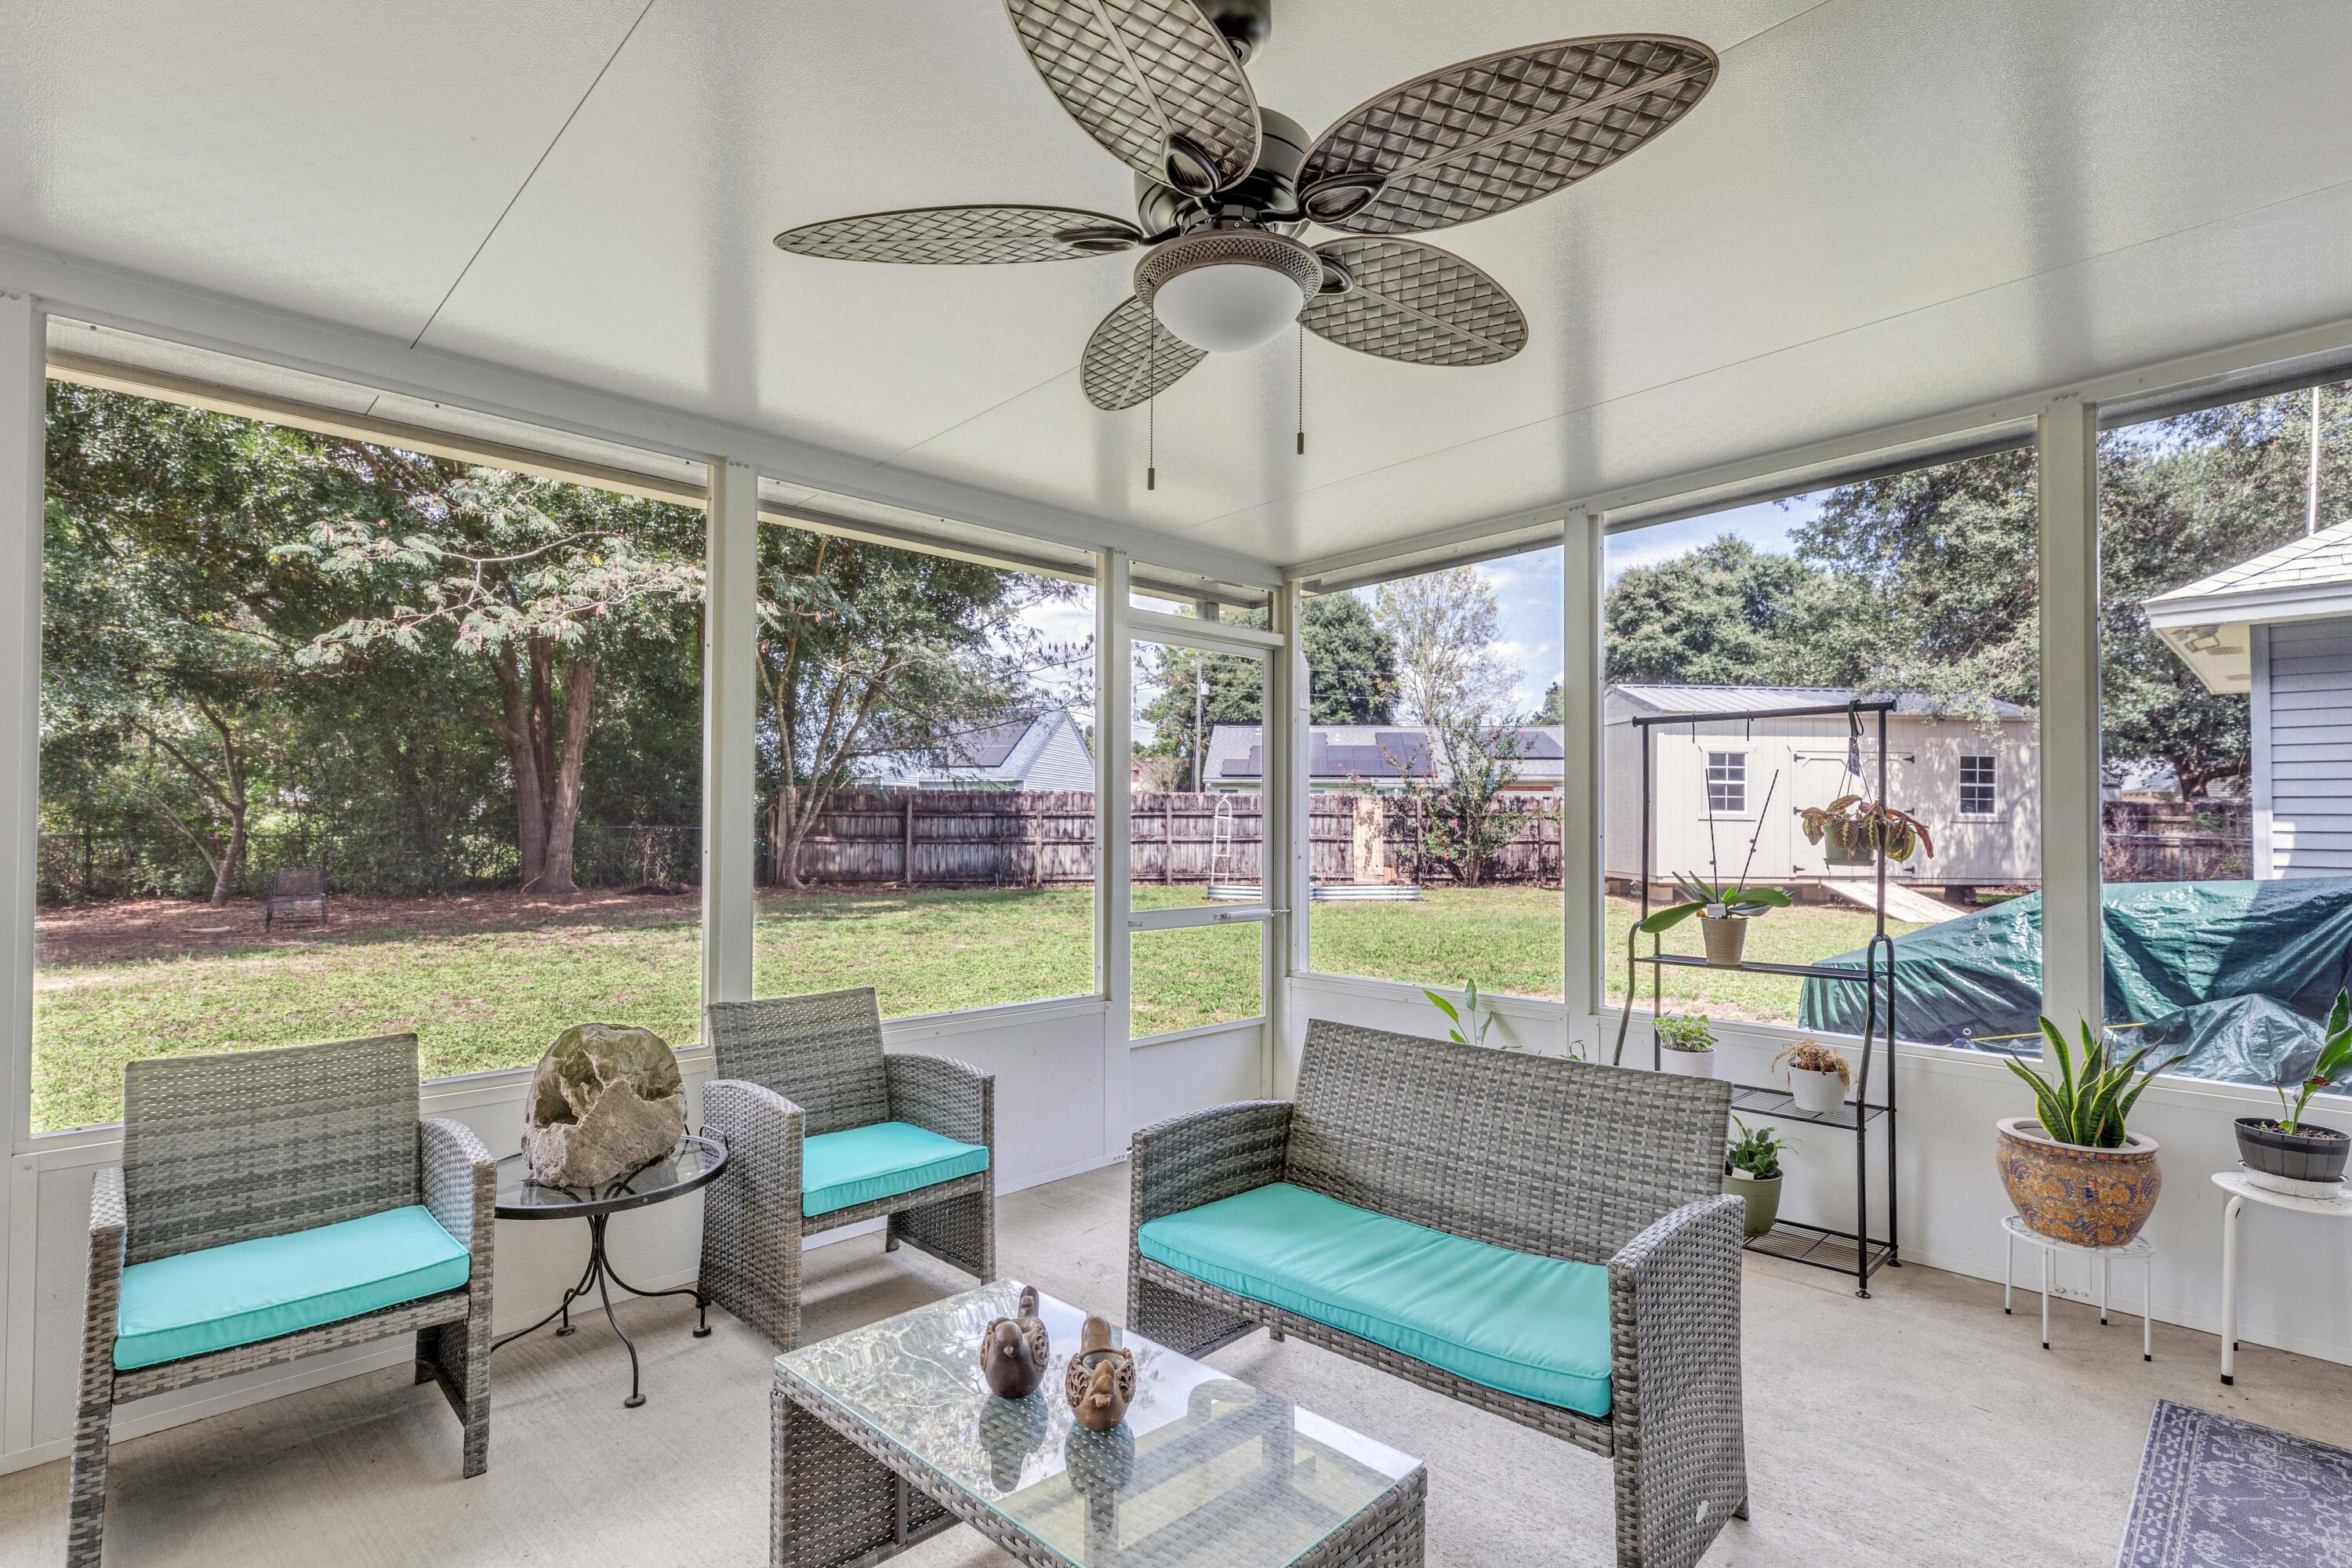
(1298, 35, 1717, 234)
(1301, 239, 1526, 367)
(774, 205, 1145, 263)
(1081, 296, 1205, 410)
(1002, 0, 1261, 195)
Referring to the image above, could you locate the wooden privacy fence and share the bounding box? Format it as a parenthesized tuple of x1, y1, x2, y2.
(772, 788, 1565, 888)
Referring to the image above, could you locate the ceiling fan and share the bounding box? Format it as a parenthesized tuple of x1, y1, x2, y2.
(774, 0, 1716, 417)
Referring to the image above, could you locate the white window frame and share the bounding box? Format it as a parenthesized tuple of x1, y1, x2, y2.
(1705, 750, 1748, 815)
(1958, 752, 1998, 818)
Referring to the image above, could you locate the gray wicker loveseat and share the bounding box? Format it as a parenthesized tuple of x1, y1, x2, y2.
(699, 987, 995, 1351)
(70, 1034, 495, 1568)
(1128, 1020, 1744, 1568)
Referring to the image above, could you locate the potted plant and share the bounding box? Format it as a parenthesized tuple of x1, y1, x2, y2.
(1722, 1116, 1787, 1240)
(2235, 989, 2352, 1189)
(1655, 1013, 1718, 1078)
(1996, 1018, 2183, 1247)
(1637, 875, 1793, 967)
(1797, 796, 1936, 866)
(1773, 1039, 1852, 1116)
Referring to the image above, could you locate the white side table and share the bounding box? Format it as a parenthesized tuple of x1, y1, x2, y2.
(2214, 1169, 2352, 1385)
(2001, 1214, 2154, 1359)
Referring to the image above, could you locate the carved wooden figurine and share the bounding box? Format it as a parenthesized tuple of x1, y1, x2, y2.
(1063, 1313, 1136, 1432)
(981, 1285, 1051, 1399)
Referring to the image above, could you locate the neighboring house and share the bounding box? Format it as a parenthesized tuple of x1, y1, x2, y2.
(1603, 684, 2041, 895)
(1201, 724, 1567, 795)
(2144, 517, 2352, 879)
(859, 711, 1095, 792)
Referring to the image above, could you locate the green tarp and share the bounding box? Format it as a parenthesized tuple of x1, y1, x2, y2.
(1798, 878, 2352, 1088)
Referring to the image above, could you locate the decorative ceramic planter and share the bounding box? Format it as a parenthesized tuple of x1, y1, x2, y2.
(1659, 1047, 1717, 1079)
(2234, 1118, 2350, 1184)
(1699, 913, 1748, 967)
(1994, 1117, 2162, 1247)
(1788, 1065, 1846, 1116)
(1722, 1170, 1781, 1239)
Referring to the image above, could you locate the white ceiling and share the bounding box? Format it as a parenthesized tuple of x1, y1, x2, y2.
(8, 0, 2352, 572)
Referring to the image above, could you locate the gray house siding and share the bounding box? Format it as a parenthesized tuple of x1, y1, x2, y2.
(2259, 616, 2352, 878)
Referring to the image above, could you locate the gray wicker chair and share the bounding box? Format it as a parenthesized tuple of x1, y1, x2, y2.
(1128, 1019, 1744, 1568)
(699, 987, 994, 1351)
(68, 1035, 494, 1568)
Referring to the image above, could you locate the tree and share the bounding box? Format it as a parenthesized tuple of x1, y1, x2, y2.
(41, 384, 392, 902)
(1374, 567, 1515, 726)
(755, 530, 1081, 887)
(1137, 594, 1399, 786)
(1388, 715, 1535, 887)
(283, 467, 703, 895)
(1604, 535, 1863, 688)
(1534, 681, 1563, 724)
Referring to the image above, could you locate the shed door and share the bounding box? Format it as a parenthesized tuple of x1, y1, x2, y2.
(1794, 750, 1868, 878)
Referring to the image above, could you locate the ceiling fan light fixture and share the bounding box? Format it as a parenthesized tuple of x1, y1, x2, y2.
(1134, 230, 1320, 354)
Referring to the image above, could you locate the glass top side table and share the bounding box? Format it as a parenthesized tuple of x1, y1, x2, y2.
(774, 1280, 1425, 1568)
(492, 1132, 727, 1407)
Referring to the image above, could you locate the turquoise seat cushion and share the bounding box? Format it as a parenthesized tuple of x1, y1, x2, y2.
(1137, 1181, 1614, 1417)
(803, 1121, 989, 1218)
(114, 1204, 470, 1371)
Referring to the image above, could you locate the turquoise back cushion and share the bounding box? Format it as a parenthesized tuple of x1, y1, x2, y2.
(803, 1121, 989, 1218)
(1138, 1181, 1614, 1417)
(115, 1204, 469, 1371)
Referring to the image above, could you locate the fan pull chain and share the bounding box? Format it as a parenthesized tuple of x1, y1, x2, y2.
(1296, 325, 1305, 456)
(1146, 327, 1157, 492)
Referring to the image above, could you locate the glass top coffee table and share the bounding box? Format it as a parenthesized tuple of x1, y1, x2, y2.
(771, 1281, 1425, 1568)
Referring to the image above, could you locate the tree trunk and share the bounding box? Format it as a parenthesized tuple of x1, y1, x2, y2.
(492, 646, 548, 889)
(537, 652, 597, 895)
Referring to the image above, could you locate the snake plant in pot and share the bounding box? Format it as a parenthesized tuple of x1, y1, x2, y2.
(2235, 988, 2352, 1189)
(1995, 1018, 2183, 1247)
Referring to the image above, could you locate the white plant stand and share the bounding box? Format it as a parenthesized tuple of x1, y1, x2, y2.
(2214, 1169, 2352, 1386)
(2001, 1214, 2154, 1359)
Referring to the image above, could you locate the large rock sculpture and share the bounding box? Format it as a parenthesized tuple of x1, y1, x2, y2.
(522, 1023, 685, 1189)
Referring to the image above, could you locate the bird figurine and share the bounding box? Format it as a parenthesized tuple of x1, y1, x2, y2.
(1063, 1313, 1136, 1432)
(980, 1285, 1051, 1399)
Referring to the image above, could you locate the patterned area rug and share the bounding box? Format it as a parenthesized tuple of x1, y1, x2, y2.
(2120, 1400, 2352, 1566)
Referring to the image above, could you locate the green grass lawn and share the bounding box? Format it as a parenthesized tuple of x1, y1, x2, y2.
(30, 885, 1909, 1132)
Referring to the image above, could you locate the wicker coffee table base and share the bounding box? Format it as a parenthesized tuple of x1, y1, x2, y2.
(771, 1368, 1428, 1568)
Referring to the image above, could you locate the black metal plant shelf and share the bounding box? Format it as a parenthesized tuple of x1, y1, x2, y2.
(1727, 1084, 1888, 1130)
(1613, 696, 1903, 1298)
(1743, 1218, 1896, 1283)
(1632, 953, 1874, 982)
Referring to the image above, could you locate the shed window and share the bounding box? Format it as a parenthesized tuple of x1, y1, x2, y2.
(1959, 754, 1996, 816)
(1705, 751, 1747, 813)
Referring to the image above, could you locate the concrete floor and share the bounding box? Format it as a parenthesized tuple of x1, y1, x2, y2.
(5, 1160, 2350, 1566)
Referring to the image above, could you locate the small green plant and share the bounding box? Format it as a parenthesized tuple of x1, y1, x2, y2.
(1655, 1013, 1715, 1054)
(1636, 874, 1794, 934)
(2274, 989, 2352, 1134)
(1773, 1039, 1852, 1088)
(1424, 980, 1509, 1049)
(1725, 1116, 1787, 1180)
(2003, 1018, 2184, 1149)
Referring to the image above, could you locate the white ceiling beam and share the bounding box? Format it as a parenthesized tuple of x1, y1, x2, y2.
(0, 240, 1281, 591)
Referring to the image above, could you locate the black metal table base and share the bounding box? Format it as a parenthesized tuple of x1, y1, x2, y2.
(492, 1211, 711, 1407)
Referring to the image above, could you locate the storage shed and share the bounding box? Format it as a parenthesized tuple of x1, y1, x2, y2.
(2145, 517, 2352, 879)
(1603, 684, 2041, 898)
